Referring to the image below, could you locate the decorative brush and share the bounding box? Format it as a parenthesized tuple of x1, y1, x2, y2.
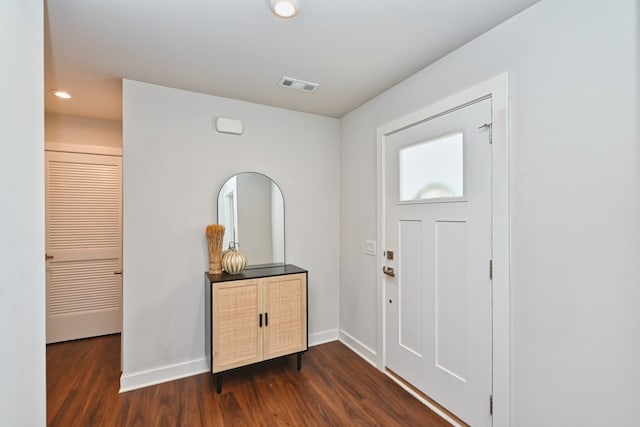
(206, 224, 225, 275)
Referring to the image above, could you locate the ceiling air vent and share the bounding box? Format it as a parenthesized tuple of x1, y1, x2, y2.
(278, 76, 319, 93)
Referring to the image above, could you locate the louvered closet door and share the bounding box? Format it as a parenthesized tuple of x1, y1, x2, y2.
(45, 151, 122, 343)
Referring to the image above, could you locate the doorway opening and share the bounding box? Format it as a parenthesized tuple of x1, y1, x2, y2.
(44, 114, 124, 404)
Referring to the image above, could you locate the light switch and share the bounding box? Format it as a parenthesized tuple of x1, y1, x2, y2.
(366, 240, 377, 256)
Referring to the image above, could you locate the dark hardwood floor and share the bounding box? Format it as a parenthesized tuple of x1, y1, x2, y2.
(47, 334, 451, 426)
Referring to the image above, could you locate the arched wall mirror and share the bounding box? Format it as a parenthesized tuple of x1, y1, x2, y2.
(217, 172, 285, 268)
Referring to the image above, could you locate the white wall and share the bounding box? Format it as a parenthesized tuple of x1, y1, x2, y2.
(339, 1, 639, 425)
(121, 80, 340, 389)
(45, 112, 122, 148)
(0, 1, 46, 425)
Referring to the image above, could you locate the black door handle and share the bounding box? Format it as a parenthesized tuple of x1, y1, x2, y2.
(382, 266, 395, 277)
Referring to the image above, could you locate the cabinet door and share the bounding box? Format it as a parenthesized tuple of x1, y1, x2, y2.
(262, 273, 307, 360)
(212, 279, 262, 372)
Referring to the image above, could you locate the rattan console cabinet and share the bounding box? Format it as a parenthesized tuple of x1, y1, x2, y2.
(204, 265, 308, 393)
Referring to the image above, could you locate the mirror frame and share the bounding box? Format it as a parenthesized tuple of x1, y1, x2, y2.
(217, 172, 285, 268)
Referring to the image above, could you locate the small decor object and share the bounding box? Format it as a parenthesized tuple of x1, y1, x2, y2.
(206, 224, 225, 275)
(222, 242, 248, 274)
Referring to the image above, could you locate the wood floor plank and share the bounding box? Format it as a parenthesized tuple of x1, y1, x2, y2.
(47, 334, 452, 426)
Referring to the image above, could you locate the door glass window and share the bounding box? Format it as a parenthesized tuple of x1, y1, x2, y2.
(399, 132, 463, 201)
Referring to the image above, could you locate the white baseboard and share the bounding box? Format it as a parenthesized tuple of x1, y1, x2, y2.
(118, 329, 367, 393)
(338, 329, 377, 366)
(119, 358, 209, 393)
(120, 331, 338, 393)
(309, 329, 339, 346)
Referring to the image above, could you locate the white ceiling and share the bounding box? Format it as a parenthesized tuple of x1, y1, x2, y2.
(45, 0, 540, 121)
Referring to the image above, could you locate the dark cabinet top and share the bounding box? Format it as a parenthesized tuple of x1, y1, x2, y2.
(205, 264, 307, 283)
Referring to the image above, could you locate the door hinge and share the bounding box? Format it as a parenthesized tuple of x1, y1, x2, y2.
(490, 395, 493, 415)
(479, 122, 493, 144)
(489, 259, 493, 280)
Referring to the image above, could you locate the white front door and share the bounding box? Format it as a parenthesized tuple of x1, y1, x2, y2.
(45, 151, 122, 343)
(384, 98, 492, 426)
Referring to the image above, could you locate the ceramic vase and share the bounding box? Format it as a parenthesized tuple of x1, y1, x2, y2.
(222, 242, 248, 274)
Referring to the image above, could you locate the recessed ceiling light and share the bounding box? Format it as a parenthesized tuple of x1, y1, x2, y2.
(271, 0, 299, 18)
(53, 90, 73, 99)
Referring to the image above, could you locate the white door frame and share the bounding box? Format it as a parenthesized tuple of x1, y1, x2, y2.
(376, 73, 510, 426)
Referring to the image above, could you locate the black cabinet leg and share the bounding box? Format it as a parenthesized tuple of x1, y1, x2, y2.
(297, 352, 302, 370)
(216, 374, 222, 394)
